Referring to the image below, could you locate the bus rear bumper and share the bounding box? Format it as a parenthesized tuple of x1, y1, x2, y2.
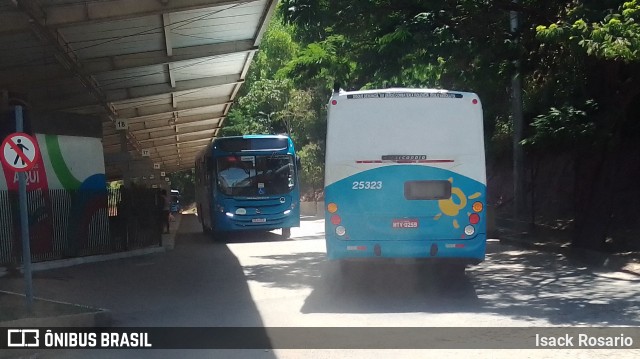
(326, 236, 486, 264)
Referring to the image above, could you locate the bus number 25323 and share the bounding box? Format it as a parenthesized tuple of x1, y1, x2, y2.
(352, 181, 383, 190)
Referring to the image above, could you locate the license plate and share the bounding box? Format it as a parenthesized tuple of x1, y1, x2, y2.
(392, 219, 419, 228)
(252, 218, 266, 223)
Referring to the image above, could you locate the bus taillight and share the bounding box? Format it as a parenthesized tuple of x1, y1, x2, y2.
(469, 213, 480, 225)
(330, 214, 341, 225)
(472, 201, 483, 212)
(327, 202, 338, 213)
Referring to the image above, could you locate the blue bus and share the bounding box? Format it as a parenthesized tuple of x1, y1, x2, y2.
(170, 189, 180, 213)
(324, 88, 487, 275)
(195, 135, 300, 239)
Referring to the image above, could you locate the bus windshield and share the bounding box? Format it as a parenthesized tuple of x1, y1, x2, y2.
(217, 154, 295, 196)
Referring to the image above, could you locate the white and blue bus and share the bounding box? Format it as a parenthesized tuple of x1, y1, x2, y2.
(195, 135, 300, 239)
(324, 88, 487, 273)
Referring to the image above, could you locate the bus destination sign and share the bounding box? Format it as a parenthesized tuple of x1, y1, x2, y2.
(346, 92, 463, 99)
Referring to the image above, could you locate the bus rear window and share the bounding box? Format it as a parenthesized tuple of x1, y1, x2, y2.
(404, 180, 451, 200)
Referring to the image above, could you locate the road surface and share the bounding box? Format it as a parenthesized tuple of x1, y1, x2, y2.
(1, 214, 639, 358)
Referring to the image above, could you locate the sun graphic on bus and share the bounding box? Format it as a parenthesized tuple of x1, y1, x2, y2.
(434, 178, 481, 229)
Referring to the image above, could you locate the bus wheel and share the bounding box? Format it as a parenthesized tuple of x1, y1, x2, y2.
(281, 227, 291, 239)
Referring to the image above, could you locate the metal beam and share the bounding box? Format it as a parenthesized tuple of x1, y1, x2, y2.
(146, 136, 212, 151)
(138, 131, 214, 146)
(121, 112, 221, 133)
(132, 123, 220, 141)
(1, 41, 255, 86)
(111, 74, 241, 102)
(10, 0, 145, 154)
(254, 0, 278, 47)
(138, 127, 217, 143)
(129, 118, 221, 135)
(175, 122, 220, 133)
(10, 0, 146, 157)
(0, 0, 254, 33)
(161, 166, 191, 174)
(163, 13, 177, 90)
(118, 96, 231, 119)
(156, 147, 204, 158)
(133, 111, 223, 125)
(156, 151, 203, 162)
(159, 160, 197, 169)
(167, 148, 203, 157)
(12, 1, 112, 115)
(85, 40, 256, 76)
(40, 74, 242, 111)
(154, 148, 199, 156)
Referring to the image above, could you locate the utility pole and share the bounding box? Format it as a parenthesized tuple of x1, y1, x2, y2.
(511, 2, 526, 231)
(15, 106, 34, 313)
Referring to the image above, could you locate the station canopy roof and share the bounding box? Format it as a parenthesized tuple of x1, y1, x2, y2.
(0, 0, 277, 179)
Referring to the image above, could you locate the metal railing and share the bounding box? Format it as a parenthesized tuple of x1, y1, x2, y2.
(0, 188, 163, 266)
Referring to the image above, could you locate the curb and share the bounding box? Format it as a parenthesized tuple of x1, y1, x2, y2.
(1, 309, 112, 327)
(0, 290, 111, 327)
(0, 246, 165, 278)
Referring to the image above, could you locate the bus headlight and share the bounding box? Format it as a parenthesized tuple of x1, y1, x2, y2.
(336, 226, 346, 236)
(235, 208, 247, 215)
(225, 212, 234, 218)
(284, 209, 291, 215)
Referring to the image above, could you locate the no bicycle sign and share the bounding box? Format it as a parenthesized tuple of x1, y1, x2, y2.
(1, 132, 41, 172)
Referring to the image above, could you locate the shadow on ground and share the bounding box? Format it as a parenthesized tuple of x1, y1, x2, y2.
(0, 214, 278, 359)
(241, 240, 640, 325)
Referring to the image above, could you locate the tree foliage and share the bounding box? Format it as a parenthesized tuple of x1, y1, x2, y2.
(223, 12, 327, 191)
(225, 1, 640, 250)
(168, 169, 196, 204)
(537, 1, 640, 61)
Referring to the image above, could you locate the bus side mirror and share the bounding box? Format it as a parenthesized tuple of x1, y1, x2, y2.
(296, 155, 301, 170)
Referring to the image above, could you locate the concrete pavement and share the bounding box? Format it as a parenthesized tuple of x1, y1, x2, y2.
(1, 214, 640, 359)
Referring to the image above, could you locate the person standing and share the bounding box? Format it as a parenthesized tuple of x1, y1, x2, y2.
(160, 189, 170, 234)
